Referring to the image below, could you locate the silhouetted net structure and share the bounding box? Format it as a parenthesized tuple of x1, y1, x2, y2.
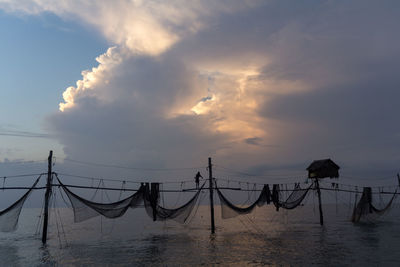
(216, 183, 312, 219)
(0, 176, 41, 232)
(59, 179, 145, 223)
(216, 184, 271, 219)
(279, 183, 313, 210)
(351, 187, 397, 223)
(3, 170, 400, 236)
(58, 177, 203, 224)
(144, 182, 205, 223)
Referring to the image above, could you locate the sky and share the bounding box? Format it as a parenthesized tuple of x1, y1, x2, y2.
(0, 0, 399, 186)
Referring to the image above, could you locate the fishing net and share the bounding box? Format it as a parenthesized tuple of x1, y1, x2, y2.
(216, 185, 271, 219)
(279, 183, 312, 210)
(144, 183, 160, 221)
(0, 176, 41, 232)
(351, 187, 397, 223)
(59, 178, 145, 223)
(59, 177, 203, 224)
(144, 182, 204, 223)
(272, 184, 281, 211)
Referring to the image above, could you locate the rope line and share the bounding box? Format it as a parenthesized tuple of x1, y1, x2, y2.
(56, 172, 196, 185)
(60, 158, 206, 171)
(0, 173, 46, 179)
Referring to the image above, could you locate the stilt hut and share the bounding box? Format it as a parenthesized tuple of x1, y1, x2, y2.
(307, 159, 340, 179)
(306, 158, 340, 225)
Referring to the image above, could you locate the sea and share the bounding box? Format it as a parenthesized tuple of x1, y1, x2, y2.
(1, 198, 400, 267)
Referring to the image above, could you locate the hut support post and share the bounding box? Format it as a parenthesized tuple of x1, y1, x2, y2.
(208, 157, 215, 234)
(42, 150, 53, 244)
(315, 178, 324, 226)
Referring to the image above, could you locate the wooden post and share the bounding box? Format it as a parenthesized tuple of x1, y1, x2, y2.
(314, 178, 324, 226)
(397, 173, 400, 187)
(42, 150, 53, 244)
(208, 157, 215, 234)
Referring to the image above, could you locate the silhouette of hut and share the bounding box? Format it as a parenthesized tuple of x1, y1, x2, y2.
(307, 159, 340, 179)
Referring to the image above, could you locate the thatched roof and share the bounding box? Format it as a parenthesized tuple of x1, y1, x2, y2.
(307, 159, 340, 178)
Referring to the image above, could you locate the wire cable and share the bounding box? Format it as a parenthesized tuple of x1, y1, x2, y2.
(0, 173, 46, 179)
(56, 172, 143, 184)
(60, 158, 206, 171)
(214, 164, 305, 177)
(56, 172, 196, 185)
(0, 159, 47, 165)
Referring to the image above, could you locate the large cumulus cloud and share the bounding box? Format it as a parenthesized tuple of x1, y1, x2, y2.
(47, 48, 228, 170)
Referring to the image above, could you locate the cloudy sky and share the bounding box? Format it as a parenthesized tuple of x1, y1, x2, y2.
(0, 0, 399, 183)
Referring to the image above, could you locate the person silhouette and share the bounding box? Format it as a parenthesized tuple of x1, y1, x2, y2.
(194, 171, 203, 189)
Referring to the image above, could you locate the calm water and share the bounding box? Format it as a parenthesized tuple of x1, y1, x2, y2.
(1, 202, 400, 266)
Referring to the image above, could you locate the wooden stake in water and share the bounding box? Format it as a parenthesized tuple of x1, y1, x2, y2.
(208, 157, 215, 234)
(314, 178, 324, 226)
(397, 173, 400, 187)
(42, 150, 53, 244)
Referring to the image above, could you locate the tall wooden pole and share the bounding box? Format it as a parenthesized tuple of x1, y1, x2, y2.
(208, 157, 215, 234)
(42, 150, 53, 244)
(315, 178, 324, 226)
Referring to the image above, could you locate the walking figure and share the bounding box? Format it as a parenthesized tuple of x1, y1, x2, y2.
(195, 171, 203, 189)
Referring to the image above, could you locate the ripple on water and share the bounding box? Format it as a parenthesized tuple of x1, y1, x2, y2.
(0, 206, 400, 266)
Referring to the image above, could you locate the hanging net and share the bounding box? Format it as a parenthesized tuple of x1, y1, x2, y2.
(144, 183, 160, 221)
(58, 178, 145, 223)
(216, 184, 271, 219)
(351, 187, 397, 223)
(272, 184, 281, 211)
(59, 176, 203, 224)
(0, 176, 41, 232)
(279, 183, 312, 210)
(143, 182, 205, 223)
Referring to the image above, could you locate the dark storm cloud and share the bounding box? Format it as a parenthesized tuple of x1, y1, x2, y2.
(254, 0, 400, 174)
